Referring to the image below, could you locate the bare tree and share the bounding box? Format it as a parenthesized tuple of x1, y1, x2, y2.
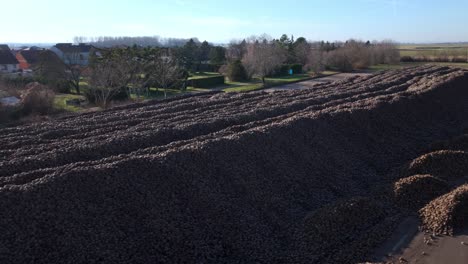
(370, 40, 400, 64)
(73, 36, 88, 44)
(242, 40, 286, 86)
(145, 50, 182, 99)
(36, 51, 84, 94)
(63, 54, 83, 94)
(226, 40, 247, 62)
(88, 50, 139, 108)
(307, 49, 325, 74)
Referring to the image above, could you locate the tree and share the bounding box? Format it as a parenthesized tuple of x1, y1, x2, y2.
(179, 39, 199, 71)
(209, 46, 226, 64)
(35, 50, 83, 94)
(293, 38, 311, 65)
(88, 48, 139, 108)
(307, 49, 325, 74)
(278, 34, 291, 47)
(226, 39, 247, 62)
(226, 60, 248, 82)
(199, 41, 211, 62)
(145, 49, 182, 99)
(242, 40, 287, 85)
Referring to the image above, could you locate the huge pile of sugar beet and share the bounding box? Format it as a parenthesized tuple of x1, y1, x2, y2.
(0, 66, 467, 263)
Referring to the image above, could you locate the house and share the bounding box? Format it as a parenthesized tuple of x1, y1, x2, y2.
(0, 45, 19, 73)
(16, 49, 42, 70)
(50, 43, 94, 66)
(0, 44, 11, 51)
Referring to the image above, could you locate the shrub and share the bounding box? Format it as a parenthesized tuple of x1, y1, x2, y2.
(290, 64, 303, 74)
(20, 82, 55, 115)
(0, 104, 21, 123)
(400, 56, 415, 62)
(84, 87, 129, 105)
(49, 80, 72, 94)
(218, 64, 228, 76)
(325, 50, 354, 72)
(269, 64, 303, 77)
(270, 65, 290, 77)
(452, 57, 467, 63)
(189, 75, 225, 88)
(1, 76, 35, 89)
(226, 60, 248, 82)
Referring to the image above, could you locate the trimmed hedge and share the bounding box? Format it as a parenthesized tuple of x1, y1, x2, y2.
(271, 64, 303, 77)
(189, 75, 225, 88)
(290, 64, 303, 74)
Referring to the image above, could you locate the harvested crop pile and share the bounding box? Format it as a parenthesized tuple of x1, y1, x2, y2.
(430, 133, 468, 151)
(405, 150, 468, 181)
(393, 174, 449, 210)
(420, 184, 468, 235)
(299, 197, 399, 263)
(1, 66, 468, 263)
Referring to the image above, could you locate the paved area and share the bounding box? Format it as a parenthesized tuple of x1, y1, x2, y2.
(371, 217, 468, 264)
(265, 72, 373, 92)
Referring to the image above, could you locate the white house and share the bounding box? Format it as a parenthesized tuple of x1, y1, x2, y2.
(50, 43, 94, 66)
(0, 45, 19, 73)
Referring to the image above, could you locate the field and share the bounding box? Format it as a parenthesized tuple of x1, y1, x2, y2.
(399, 44, 468, 61)
(0, 66, 468, 263)
(369, 62, 468, 72)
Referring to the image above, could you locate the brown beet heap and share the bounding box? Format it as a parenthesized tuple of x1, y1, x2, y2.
(1, 66, 468, 263)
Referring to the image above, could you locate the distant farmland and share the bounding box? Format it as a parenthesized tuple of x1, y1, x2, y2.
(399, 44, 468, 61)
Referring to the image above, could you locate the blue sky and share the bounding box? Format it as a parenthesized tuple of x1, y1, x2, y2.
(1, 0, 467, 44)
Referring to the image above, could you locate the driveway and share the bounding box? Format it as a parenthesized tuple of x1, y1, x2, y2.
(265, 72, 373, 92)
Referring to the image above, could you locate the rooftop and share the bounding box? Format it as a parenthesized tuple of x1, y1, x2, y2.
(0, 50, 19, 64)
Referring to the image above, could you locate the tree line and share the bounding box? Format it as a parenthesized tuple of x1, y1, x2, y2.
(2, 34, 401, 115)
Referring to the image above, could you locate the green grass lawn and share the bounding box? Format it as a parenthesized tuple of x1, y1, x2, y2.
(53, 94, 87, 112)
(131, 87, 210, 100)
(223, 72, 336, 93)
(188, 72, 222, 80)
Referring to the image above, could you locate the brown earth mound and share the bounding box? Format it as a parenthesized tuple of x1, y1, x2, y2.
(405, 150, 468, 181)
(420, 184, 468, 235)
(393, 174, 449, 210)
(299, 197, 399, 263)
(0, 66, 468, 263)
(430, 133, 468, 151)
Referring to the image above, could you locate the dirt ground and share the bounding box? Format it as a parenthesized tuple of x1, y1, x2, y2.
(265, 72, 373, 91)
(370, 217, 468, 264)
